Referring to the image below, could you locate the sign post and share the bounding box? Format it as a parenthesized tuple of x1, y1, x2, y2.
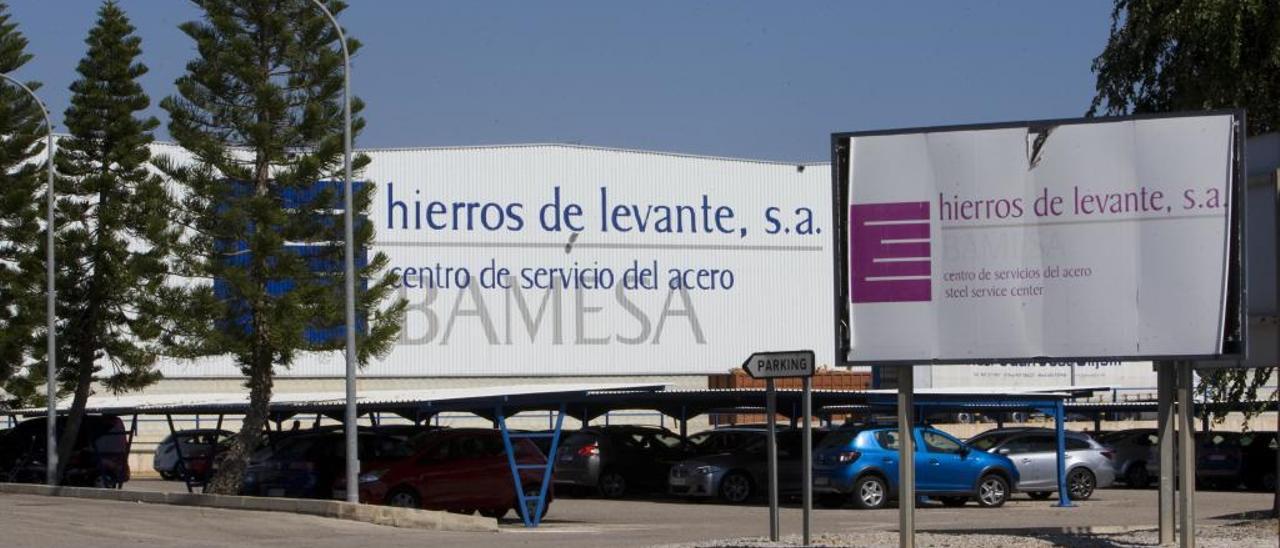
(742, 350, 816, 544)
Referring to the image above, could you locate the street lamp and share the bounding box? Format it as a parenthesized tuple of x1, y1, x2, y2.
(0, 73, 57, 486)
(308, 0, 359, 504)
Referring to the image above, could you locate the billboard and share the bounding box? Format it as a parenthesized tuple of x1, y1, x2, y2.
(832, 113, 1245, 365)
(157, 144, 835, 377)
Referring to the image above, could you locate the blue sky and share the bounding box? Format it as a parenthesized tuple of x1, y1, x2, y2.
(8, 1, 1114, 162)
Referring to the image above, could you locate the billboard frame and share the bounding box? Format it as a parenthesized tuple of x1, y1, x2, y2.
(830, 110, 1248, 367)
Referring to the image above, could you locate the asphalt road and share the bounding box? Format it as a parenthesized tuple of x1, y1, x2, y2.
(1, 487, 1274, 547)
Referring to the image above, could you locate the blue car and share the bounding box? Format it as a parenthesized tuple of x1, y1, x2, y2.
(813, 425, 1018, 509)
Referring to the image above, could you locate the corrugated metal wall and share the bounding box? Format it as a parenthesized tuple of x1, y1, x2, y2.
(151, 144, 836, 378)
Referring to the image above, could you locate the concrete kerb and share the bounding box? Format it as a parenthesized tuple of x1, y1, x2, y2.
(0, 482, 497, 533)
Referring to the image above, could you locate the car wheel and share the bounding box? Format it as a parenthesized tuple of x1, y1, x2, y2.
(816, 493, 847, 509)
(1067, 468, 1096, 501)
(94, 473, 120, 490)
(850, 475, 888, 510)
(974, 474, 1009, 508)
(597, 470, 627, 498)
(385, 487, 421, 509)
(1027, 491, 1053, 500)
(938, 496, 968, 507)
(717, 472, 753, 504)
(517, 485, 550, 520)
(1125, 464, 1150, 488)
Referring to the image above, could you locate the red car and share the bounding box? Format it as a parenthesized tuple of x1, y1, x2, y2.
(337, 428, 552, 519)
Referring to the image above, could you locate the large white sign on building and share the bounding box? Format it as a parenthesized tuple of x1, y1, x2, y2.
(158, 144, 835, 377)
(836, 113, 1243, 364)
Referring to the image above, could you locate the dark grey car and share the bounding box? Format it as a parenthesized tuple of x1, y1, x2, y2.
(967, 427, 1116, 500)
(554, 425, 688, 498)
(1096, 429, 1158, 487)
(668, 427, 824, 504)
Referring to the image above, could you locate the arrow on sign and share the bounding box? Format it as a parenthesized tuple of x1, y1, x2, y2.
(742, 350, 816, 379)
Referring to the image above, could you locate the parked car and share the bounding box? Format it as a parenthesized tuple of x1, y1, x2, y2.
(1194, 432, 1245, 489)
(0, 415, 131, 487)
(1096, 428, 1158, 487)
(555, 425, 688, 497)
(519, 428, 576, 456)
(1237, 431, 1277, 492)
(967, 427, 1115, 500)
(153, 429, 234, 481)
(339, 428, 552, 519)
(668, 427, 828, 504)
(243, 430, 412, 499)
(812, 425, 1018, 509)
(1143, 431, 1246, 490)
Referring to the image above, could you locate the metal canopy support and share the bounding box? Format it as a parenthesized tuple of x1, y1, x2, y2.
(1052, 399, 1075, 507)
(1177, 362, 1197, 548)
(164, 414, 195, 494)
(1157, 364, 1176, 545)
(897, 365, 915, 548)
(497, 403, 566, 528)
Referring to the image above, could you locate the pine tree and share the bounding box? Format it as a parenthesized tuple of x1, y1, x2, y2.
(42, 0, 175, 484)
(159, 0, 405, 495)
(0, 2, 49, 408)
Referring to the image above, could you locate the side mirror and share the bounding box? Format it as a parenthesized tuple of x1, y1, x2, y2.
(959, 447, 971, 457)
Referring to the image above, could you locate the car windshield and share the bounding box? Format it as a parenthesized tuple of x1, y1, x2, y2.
(967, 432, 1013, 451)
(816, 430, 859, 450)
(258, 436, 320, 461)
(1095, 431, 1125, 443)
(687, 431, 759, 455)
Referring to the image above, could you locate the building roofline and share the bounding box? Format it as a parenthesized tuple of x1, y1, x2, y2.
(144, 139, 829, 168)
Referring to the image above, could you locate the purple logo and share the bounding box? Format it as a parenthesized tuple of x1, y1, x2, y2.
(849, 202, 931, 303)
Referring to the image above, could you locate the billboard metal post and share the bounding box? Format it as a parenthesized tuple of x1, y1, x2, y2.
(898, 365, 915, 548)
(765, 378, 779, 542)
(1177, 362, 1197, 548)
(802, 375, 813, 547)
(1157, 363, 1176, 545)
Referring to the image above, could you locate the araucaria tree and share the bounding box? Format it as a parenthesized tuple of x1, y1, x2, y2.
(0, 2, 48, 409)
(160, 0, 404, 495)
(44, 0, 175, 484)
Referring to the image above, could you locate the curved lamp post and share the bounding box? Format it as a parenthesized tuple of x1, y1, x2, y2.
(308, 0, 359, 504)
(0, 73, 57, 486)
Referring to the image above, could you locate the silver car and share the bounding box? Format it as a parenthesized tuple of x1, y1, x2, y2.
(967, 428, 1116, 500)
(1095, 429, 1158, 487)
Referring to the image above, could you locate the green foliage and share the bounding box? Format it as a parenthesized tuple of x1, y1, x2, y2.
(0, 2, 48, 409)
(157, 0, 405, 493)
(46, 0, 173, 397)
(1090, 0, 1280, 135)
(1091, 0, 1279, 423)
(160, 0, 403, 372)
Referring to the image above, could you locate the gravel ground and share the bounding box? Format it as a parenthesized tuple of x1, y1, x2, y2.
(656, 518, 1280, 548)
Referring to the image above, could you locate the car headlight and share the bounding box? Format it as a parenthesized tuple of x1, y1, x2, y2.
(693, 465, 716, 475)
(358, 470, 386, 483)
